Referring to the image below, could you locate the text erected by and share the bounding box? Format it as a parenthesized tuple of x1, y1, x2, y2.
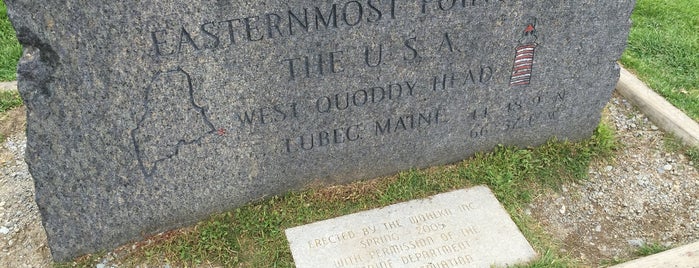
(285, 186, 537, 268)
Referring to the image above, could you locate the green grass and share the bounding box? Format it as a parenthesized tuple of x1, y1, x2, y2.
(602, 242, 672, 266)
(635, 243, 670, 257)
(663, 133, 699, 170)
(0, 89, 21, 113)
(0, 89, 22, 142)
(621, 0, 699, 121)
(0, 1, 21, 81)
(55, 124, 616, 267)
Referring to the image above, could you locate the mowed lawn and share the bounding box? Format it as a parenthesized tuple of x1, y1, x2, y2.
(0, 2, 21, 81)
(621, 0, 699, 120)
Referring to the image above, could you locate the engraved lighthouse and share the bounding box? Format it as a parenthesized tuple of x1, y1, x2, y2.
(510, 18, 539, 86)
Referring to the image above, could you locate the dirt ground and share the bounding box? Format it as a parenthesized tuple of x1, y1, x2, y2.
(1, 106, 53, 267)
(531, 96, 699, 266)
(1, 94, 698, 267)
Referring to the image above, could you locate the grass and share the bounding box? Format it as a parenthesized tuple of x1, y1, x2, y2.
(0, 90, 22, 142)
(635, 243, 670, 257)
(0, 1, 21, 81)
(55, 123, 616, 267)
(621, 0, 699, 121)
(602, 241, 672, 266)
(0, 89, 21, 113)
(664, 134, 699, 169)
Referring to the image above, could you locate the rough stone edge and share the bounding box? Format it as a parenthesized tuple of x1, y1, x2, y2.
(609, 241, 699, 268)
(616, 66, 699, 148)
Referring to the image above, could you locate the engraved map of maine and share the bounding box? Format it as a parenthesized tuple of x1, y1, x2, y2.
(132, 68, 216, 179)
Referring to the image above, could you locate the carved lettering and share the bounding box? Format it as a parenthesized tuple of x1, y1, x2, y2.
(363, 259, 395, 268)
(403, 36, 420, 61)
(150, 30, 173, 56)
(151, 0, 397, 57)
(383, 220, 403, 230)
(368, 236, 436, 259)
(439, 32, 456, 53)
(400, 241, 471, 264)
(409, 209, 453, 225)
(307, 230, 358, 249)
(375, 109, 444, 136)
(418, 254, 475, 268)
(316, 80, 417, 113)
(177, 26, 199, 53)
(242, 16, 264, 41)
(233, 103, 299, 127)
(431, 67, 493, 91)
(285, 124, 363, 153)
(416, 223, 447, 234)
(365, 43, 384, 67)
(200, 21, 221, 49)
(342, 1, 364, 26)
(422, 0, 508, 14)
(283, 50, 345, 80)
(265, 13, 284, 38)
(335, 254, 363, 267)
(314, 5, 338, 30)
(360, 233, 401, 248)
(221, 18, 241, 45)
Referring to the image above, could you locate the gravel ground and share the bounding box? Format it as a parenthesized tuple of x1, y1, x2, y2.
(531, 95, 699, 266)
(1, 93, 698, 267)
(0, 132, 51, 267)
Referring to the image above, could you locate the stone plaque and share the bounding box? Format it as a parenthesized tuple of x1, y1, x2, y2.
(285, 186, 536, 267)
(6, 0, 635, 261)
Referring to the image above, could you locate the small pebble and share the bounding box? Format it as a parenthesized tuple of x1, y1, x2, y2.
(0, 226, 9, 234)
(663, 164, 673, 171)
(605, 166, 613, 172)
(628, 239, 645, 247)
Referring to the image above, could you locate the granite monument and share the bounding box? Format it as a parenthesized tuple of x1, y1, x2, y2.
(6, 0, 635, 261)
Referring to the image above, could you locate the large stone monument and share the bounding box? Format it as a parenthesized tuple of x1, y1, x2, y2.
(6, 0, 635, 261)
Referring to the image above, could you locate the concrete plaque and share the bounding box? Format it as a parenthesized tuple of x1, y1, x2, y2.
(285, 186, 537, 267)
(6, 0, 635, 260)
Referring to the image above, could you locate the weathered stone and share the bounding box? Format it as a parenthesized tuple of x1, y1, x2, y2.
(6, 0, 635, 261)
(286, 186, 537, 268)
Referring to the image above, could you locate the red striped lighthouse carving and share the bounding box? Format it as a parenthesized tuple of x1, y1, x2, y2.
(510, 18, 538, 86)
